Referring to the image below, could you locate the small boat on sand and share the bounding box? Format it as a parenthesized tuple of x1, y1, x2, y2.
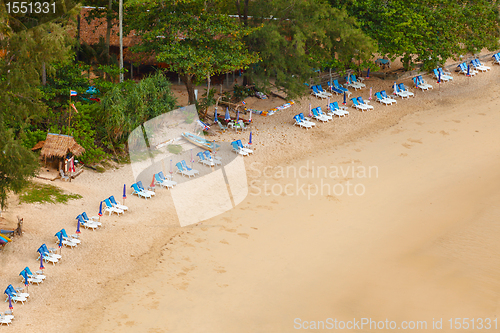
(182, 132, 220, 151)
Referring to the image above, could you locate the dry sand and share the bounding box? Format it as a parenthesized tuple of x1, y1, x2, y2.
(1, 61, 500, 332)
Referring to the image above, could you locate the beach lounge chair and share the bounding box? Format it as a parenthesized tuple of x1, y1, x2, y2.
(130, 183, 151, 199)
(375, 92, 394, 105)
(4, 286, 27, 304)
(299, 113, 316, 127)
(471, 59, 490, 72)
(77, 214, 99, 230)
(433, 68, 450, 82)
(350, 74, 366, 87)
(217, 121, 227, 132)
(158, 171, 175, 182)
(316, 85, 333, 97)
(24, 267, 45, 281)
(41, 244, 62, 259)
(5, 285, 28, 299)
(20, 269, 42, 285)
(0, 314, 12, 326)
(180, 160, 199, 176)
(351, 98, 369, 111)
(203, 151, 222, 165)
(55, 231, 77, 248)
(231, 141, 249, 155)
(357, 97, 374, 110)
(414, 76, 433, 91)
(492, 53, 500, 65)
(311, 85, 328, 99)
(438, 68, 453, 81)
(60, 228, 81, 245)
(327, 81, 344, 95)
(175, 162, 196, 178)
(312, 108, 330, 122)
(332, 80, 351, 96)
(293, 115, 312, 129)
(458, 62, 477, 76)
(2, 310, 13, 321)
(103, 198, 124, 216)
(380, 90, 397, 104)
(394, 83, 413, 99)
(196, 152, 214, 167)
(82, 212, 102, 226)
(137, 181, 156, 196)
(237, 140, 254, 154)
(316, 106, 333, 120)
(346, 75, 365, 90)
(109, 196, 129, 211)
(329, 102, 349, 116)
(398, 83, 414, 98)
(155, 173, 176, 188)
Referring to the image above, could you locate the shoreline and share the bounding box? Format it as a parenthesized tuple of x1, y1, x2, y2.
(0, 64, 499, 332)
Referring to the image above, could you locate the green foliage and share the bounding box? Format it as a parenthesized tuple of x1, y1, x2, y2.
(126, 0, 260, 104)
(336, 0, 500, 70)
(100, 72, 177, 147)
(232, 84, 253, 101)
(196, 88, 217, 116)
(19, 183, 82, 205)
(22, 129, 47, 150)
(0, 127, 39, 210)
(230, 0, 376, 99)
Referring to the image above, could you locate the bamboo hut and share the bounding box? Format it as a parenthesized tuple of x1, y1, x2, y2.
(36, 133, 85, 179)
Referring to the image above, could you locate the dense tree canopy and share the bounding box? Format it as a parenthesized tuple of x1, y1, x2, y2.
(331, 0, 500, 70)
(125, 0, 260, 104)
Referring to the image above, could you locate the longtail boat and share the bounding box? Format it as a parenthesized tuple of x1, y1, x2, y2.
(182, 132, 220, 151)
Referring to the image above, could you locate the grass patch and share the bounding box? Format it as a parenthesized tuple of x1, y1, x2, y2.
(167, 144, 183, 155)
(19, 183, 82, 204)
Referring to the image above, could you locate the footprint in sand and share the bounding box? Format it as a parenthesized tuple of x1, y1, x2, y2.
(195, 238, 205, 243)
(428, 130, 436, 134)
(214, 267, 227, 274)
(478, 113, 486, 116)
(271, 200, 278, 204)
(220, 239, 229, 245)
(402, 143, 412, 149)
(440, 130, 449, 136)
(416, 122, 424, 126)
(400, 153, 408, 157)
(251, 227, 258, 230)
(125, 321, 136, 327)
(452, 120, 461, 123)
(326, 195, 340, 202)
(391, 128, 404, 134)
(238, 233, 249, 239)
(354, 149, 362, 152)
(407, 138, 422, 144)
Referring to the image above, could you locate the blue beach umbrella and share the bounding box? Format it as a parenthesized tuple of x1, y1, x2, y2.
(123, 184, 127, 200)
(225, 107, 230, 121)
(98, 201, 103, 217)
(55, 231, 63, 248)
(438, 71, 441, 84)
(467, 64, 470, 76)
(214, 108, 218, 123)
(20, 269, 28, 287)
(343, 92, 346, 105)
(367, 68, 370, 78)
(76, 217, 81, 234)
(8, 294, 13, 310)
(249, 132, 252, 145)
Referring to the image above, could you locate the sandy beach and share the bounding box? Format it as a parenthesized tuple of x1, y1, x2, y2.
(1, 63, 500, 332)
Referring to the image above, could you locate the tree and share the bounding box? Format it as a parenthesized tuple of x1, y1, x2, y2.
(225, 0, 376, 99)
(333, 0, 500, 70)
(100, 72, 177, 147)
(0, 2, 76, 209)
(125, 0, 260, 104)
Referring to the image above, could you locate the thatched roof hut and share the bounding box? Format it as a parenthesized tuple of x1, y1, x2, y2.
(40, 133, 85, 159)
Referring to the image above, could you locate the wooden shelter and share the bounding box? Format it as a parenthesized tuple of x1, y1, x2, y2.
(35, 133, 85, 180)
(40, 133, 85, 159)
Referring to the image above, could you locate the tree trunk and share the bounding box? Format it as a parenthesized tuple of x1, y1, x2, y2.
(182, 74, 196, 104)
(105, 0, 113, 64)
(241, 0, 250, 86)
